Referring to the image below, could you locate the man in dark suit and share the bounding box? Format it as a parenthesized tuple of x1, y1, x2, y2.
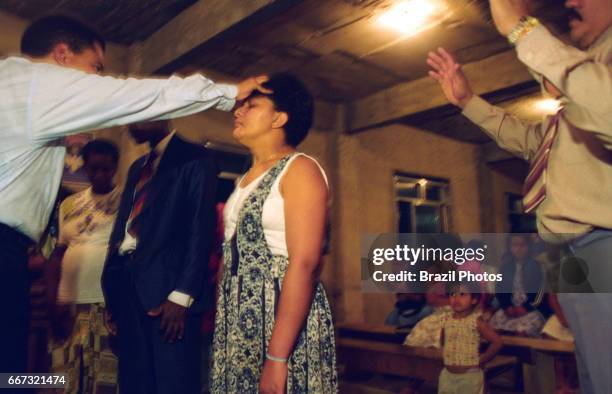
(102, 120, 217, 394)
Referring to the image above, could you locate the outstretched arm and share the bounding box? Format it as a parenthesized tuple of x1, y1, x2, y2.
(488, 0, 612, 145)
(427, 48, 546, 161)
(517, 25, 612, 120)
(26, 62, 270, 142)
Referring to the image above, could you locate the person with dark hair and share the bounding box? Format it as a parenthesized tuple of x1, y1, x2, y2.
(44, 138, 121, 393)
(101, 120, 218, 394)
(489, 234, 547, 337)
(210, 73, 337, 393)
(81, 139, 119, 165)
(20, 15, 106, 59)
(0, 14, 267, 373)
(437, 281, 502, 394)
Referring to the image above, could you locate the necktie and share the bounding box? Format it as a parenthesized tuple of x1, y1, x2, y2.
(127, 151, 158, 237)
(522, 109, 563, 214)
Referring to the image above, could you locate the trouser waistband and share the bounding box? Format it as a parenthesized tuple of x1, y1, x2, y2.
(0, 222, 34, 249)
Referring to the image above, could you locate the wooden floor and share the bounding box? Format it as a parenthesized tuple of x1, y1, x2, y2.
(340, 370, 523, 394)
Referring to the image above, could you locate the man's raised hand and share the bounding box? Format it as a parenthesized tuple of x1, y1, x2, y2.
(427, 47, 474, 108)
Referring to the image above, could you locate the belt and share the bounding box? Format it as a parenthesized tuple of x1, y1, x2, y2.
(0, 222, 34, 249)
(568, 229, 612, 252)
(558, 229, 612, 293)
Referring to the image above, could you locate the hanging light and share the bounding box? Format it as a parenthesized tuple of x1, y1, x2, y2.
(377, 0, 440, 36)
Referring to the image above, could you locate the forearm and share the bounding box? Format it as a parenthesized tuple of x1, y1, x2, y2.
(480, 341, 503, 365)
(30, 66, 237, 141)
(516, 24, 612, 117)
(477, 317, 503, 365)
(462, 96, 544, 161)
(267, 262, 318, 358)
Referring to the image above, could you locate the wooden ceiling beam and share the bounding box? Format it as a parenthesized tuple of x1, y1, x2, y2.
(345, 49, 533, 133)
(128, 0, 297, 74)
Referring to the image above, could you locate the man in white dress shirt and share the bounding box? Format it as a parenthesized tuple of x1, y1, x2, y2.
(0, 15, 267, 373)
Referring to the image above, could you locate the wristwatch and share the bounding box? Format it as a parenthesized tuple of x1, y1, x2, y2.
(507, 16, 540, 45)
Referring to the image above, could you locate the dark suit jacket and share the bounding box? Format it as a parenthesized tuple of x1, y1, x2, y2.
(102, 134, 218, 315)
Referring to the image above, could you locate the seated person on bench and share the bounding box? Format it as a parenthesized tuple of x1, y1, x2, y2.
(489, 234, 548, 337)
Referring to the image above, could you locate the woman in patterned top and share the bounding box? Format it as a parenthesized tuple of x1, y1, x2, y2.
(210, 73, 337, 393)
(46, 139, 121, 394)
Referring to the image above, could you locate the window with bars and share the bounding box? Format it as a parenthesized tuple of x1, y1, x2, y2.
(394, 172, 451, 233)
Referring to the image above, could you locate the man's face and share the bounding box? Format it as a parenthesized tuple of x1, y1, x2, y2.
(59, 42, 104, 74)
(128, 121, 168, 144)
(566, 0, 612, 48)
(84, 153, 117, 191)
(510, 236, 529, 261)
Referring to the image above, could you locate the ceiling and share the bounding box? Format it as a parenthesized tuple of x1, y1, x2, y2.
(0, 0, 196, 45)
(1, 0, 568, 101)
(0, 0, 570, 143)
(173, 0, 568, 102)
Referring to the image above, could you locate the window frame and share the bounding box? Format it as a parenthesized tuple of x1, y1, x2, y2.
(393, 171, 452, 233)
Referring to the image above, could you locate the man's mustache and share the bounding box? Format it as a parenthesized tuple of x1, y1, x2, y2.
(566, 7, 583, 21)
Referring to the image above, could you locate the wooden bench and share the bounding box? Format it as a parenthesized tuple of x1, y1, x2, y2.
(337, 322, 574, 356)
(337, 337, 518, 382)
(337, 323, 575, 391)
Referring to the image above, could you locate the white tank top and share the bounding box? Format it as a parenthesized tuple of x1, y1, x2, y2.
(223, 153, 328, 257)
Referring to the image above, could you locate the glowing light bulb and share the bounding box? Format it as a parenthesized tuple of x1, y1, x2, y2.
(378, 0, 439, 35)
(534, 98, 561, 114)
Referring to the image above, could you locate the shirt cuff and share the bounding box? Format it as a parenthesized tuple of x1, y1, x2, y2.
(214, 83, 238, 112)
(461, 95, 493, 124)
(168, 290, 194, 308)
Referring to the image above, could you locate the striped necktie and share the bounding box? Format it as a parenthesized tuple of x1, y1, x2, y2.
(522, 109, 563, 214)
(127, 151, 158, 237)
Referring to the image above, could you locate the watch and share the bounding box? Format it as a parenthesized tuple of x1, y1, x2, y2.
(507, 16, 540, 45)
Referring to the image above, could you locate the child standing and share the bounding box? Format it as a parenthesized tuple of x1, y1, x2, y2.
(439, 281, 503, 394)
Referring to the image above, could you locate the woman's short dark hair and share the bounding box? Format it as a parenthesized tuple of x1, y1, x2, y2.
(252, 73, 314, 147)
(21, 15, 106, 57)
(81, 139, 119, 165)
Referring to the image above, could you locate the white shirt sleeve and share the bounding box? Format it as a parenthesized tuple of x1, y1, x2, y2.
(167, 290, 194, 308)
(27, 62, 238, 142)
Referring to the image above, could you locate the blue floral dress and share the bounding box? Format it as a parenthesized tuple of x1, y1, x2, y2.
(210, 155, 338, 393)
